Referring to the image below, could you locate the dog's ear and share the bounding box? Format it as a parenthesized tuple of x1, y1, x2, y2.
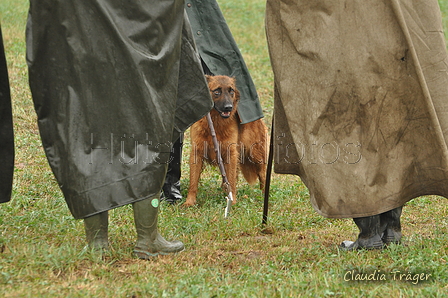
(235, 86, 241, 102)
(230, 77, 240, 101)
(205, 75, 212, 82)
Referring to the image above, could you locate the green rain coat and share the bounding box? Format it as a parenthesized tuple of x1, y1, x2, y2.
(266, 0, 448, 218)
(26, 0, 213, 219)
(0, 26, 14, 204)
(185, 0, 264, 124)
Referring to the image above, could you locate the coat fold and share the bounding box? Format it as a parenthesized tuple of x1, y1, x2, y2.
(0, 26, 14, 204)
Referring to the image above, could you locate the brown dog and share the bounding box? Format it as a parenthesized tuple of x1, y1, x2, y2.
(183, 75, 268, 207)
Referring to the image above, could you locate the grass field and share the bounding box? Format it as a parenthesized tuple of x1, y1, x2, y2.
(1, 0, 447, 297)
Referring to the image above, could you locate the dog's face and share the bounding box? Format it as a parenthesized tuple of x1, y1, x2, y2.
(206, 75, 240, 118)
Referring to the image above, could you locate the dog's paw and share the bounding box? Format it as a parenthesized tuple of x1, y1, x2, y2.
(181, 200, 196, 208)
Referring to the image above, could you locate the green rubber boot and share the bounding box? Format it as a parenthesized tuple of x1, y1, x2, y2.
(133, 196, 184, 259)
(84, 211, 109, 250)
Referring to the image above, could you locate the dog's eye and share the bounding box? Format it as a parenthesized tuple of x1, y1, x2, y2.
(213, 89, 221, 96)
(229, 88, 235, 95)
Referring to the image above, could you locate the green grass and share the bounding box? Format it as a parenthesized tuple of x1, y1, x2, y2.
(1, 0, 447, 297)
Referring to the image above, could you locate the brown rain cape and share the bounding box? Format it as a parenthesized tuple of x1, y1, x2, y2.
(0, 26, 14, 204)
(266, 0, 448, 218)
(185, 0, 264, 124)
(26, 0, 213, 219)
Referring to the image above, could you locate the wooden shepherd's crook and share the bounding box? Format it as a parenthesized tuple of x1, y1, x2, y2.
(206, 112, 234, 218)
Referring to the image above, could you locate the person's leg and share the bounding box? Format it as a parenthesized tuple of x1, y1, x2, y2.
(380, 206, 403, 244)
(84, 211, 109, 250)
(341, 215, 384, 250)
(133, 196, 184, 259)
(341, 206, 404, 250)
(162, 134, 183, 204)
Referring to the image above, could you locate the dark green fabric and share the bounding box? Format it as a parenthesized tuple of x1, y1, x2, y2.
(185, 0, 264, 124)
(26, 0, 213, 219)
(0, 25, 14, 204)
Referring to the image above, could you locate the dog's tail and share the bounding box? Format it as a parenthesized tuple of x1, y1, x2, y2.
(240, 163, 258, 185)
(240, 160, 266, 193)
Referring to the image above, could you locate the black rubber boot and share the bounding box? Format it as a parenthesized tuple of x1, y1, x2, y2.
(84, 211, 109, 250)
(380, 206, 403, 245)
(340, 215, 384, 250)
(161, 135, 183, 204)
(133, 196, 184, 259)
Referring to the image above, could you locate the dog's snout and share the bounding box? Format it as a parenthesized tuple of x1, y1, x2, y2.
(223, 103, 233, 112)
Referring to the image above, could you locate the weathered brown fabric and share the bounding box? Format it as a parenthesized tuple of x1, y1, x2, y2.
(266, 0, 448, 218)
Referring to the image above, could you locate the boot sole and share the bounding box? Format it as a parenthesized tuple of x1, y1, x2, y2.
(134, 247, 185, 260)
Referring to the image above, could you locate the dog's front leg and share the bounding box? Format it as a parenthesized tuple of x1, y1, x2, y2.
(223, 144, 238, 205)
(183, 140, 204, 207)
